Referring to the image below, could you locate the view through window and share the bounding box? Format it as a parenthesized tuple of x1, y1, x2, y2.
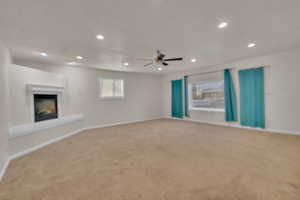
(189, 78, 224, 111)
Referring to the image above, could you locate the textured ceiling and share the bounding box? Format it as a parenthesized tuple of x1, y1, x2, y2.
(1, 0, 300, 73)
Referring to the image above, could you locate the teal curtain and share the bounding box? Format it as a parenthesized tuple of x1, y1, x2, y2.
(224, 69, 237, 121)
(239, 67, 265, 128)
(184, 76, 189, 117)
(172, 79, 184, 118)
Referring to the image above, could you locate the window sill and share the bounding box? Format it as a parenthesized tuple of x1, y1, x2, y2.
(189, 108, 225, 113)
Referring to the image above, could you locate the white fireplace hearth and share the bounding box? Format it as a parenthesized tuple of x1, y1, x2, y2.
(8, 84, 84, 139)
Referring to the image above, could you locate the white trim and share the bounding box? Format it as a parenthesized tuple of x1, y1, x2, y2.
(9, 127, 86, 160)
(9, 116, 163, 161)
(9, 115, 84, 139)
(0, 158, 10, 182)
(27, 84, 64, 93)
(27, 83, 65, 122)
(1, 117, 163, 182)
(189, 107, 225, 112)
(30, 93, 63, 122)
(1, 115, 297, 182)
(165, 116, 300, 136)
(98, 78, 125, 100)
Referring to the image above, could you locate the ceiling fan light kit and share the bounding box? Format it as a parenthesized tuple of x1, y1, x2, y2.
(139, 50, 183, 67)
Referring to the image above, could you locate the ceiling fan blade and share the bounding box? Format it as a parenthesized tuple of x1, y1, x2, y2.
(144, 62, 153, 67)
(162, 62, 168, 66)
(164, 58, 183, 61)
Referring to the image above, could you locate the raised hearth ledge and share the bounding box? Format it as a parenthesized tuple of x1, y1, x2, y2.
(9, 115, 84, 139)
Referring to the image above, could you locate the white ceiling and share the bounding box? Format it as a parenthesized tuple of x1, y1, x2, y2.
(1, 0, 300, 74)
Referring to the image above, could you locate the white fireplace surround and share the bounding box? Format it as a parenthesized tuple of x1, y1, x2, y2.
(27, 84, 65, 94)
(27, 84, 64, 122)
(9, 84, 84, 138)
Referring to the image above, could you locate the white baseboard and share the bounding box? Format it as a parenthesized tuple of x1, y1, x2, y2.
(165, 116, 300, 136)
(9, 114, 84, 139)
(0, 116, 163, 182)
(0, 157, 10, 182)
(9, 128, 86, 161)
(9, 116, 163, 161)
(3, 116, 297, 182)
(84, 118, 160, 131)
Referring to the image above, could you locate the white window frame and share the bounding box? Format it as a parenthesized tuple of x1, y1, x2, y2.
(98, 78, 125, 100)
(189, 107, 225, 112)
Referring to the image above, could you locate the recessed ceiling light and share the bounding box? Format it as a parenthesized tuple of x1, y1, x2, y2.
(158, 67, 162, 71)
(191, 58, 197, 63)
(96, 34, 104, 40)
(123, 62, 129, 66)
(40, 52, 48, 56)
(218, 22, 228, 29)
(76, 56, 83, 60)
(67, 62, 77, 65)
(248, 43, 256, 48)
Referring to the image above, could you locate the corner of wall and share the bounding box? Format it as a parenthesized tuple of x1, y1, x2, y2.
(0, 41, 11, 181)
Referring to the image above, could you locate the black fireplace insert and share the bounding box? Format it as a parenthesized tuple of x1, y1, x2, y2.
(34, 94, 58, 122)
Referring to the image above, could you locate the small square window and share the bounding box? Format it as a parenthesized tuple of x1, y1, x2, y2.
(99, 78, 124, 99)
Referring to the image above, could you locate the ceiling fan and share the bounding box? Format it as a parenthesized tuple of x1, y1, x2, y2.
(137, 50, 183, 67)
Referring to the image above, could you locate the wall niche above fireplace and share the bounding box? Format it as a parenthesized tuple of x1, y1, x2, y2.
(34, 94, 58, 122)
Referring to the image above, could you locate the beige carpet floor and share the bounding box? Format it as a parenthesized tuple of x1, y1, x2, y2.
(1, 119, 300, 200)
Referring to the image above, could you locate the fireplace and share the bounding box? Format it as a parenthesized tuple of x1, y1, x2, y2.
(34, 94, 58, 122)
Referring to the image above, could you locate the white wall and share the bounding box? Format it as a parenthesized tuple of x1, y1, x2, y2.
(163, 48, 300, 133)
(8, 47, 300, 156)
(0, 42, 10, 176)
(9, 64, 163, 155)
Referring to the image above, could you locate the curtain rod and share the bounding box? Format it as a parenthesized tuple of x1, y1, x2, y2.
(186, 65, 268, 77)
(186, 68, 230, 77)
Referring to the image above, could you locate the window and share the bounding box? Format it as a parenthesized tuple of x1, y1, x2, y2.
(99, 78, 124, 99)
(189, 75, 224, 112)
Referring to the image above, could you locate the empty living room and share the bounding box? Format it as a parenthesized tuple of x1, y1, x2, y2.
(1, 0, 300, 199)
